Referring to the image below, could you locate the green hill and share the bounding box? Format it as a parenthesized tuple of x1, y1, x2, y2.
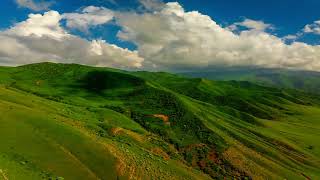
(181, 67, 320, 94)
(0, 62, 320, 179)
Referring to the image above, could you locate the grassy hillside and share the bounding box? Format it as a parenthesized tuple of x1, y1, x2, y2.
(181, 67, 320, 94)
(0, 62, 319, 179)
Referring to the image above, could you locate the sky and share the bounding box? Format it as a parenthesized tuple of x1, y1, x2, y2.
(0, 0, 320, 71)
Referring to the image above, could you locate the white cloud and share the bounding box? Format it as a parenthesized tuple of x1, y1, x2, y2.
(0, 10, 143, 68)
(229, 18, 273, 32)
(3, 3, 320, 72)
(115, 2, 320, 71)
(303, 20, 320, 35)
(6, 11, 67, 40)
(16, 0, 53, 11)
(63, 6, 114, 32)
(283, 34, 298, 41)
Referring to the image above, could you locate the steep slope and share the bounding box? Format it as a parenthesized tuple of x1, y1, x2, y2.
(0, 62, 320, 179)
(0, 63, 211, 180)
(181, 67, 320, 94)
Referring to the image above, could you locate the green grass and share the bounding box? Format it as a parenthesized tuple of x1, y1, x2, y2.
(0, 62, 319, 179)
(0, 88, 118, 179)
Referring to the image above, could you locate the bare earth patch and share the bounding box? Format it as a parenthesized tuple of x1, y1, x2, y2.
(152, 114, 170, 125)
(110, 127, 145, 142)
(151, 148, 170, 161)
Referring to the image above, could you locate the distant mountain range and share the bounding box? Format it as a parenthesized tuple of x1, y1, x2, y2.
(180, 67, 320, 94)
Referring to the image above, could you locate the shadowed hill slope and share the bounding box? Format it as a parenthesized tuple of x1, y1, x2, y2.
(0, 62, 319, 179)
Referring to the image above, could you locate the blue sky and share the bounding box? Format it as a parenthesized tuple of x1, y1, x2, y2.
(180, 0, 320, 43)
(0, 0, 320, 71)
(2, 0, 319, 45)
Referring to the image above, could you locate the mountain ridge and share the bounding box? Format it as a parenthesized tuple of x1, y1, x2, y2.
(180, 67, 320, 94)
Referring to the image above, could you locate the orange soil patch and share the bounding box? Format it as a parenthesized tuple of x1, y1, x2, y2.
(207, 150, 220, 164)
(110, 127, 144, 142)
(151, 148, 170, 161)
(110, 127, 124, 136)
(152, 114, 170, 125)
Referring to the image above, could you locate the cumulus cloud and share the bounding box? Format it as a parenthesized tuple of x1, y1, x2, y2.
(6, 11, 67, 40)
(115, 2, 320, 71)
(16, 0, 53, 11)
(283, 35, 298, 41)
(3, 2, 320, 72)
(0, 10, 143, 68)
(63, 6, 114, 32)
(229, 18, 274, 32)
(303, 20, 320, 35)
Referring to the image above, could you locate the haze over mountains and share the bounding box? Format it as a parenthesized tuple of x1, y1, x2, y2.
(181, 67, 320, 94)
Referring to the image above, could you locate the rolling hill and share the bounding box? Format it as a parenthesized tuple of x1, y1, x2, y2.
(0, 62, 320, 179)
(180, 67, 320, 94)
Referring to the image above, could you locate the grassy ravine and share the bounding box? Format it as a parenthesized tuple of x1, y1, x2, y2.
(0, 62, 319, 180)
